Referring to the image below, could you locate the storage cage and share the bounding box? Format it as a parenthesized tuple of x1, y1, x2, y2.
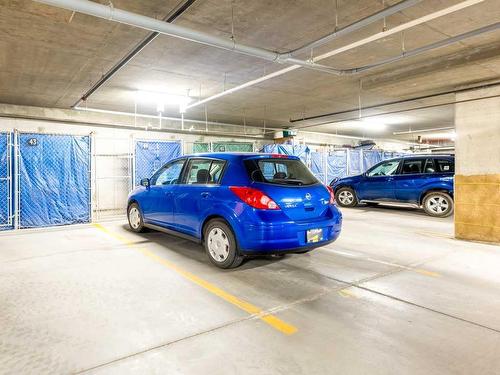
(17, 133, 92, 228)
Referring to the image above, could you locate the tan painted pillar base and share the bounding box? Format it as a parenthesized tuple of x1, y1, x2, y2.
(455, 174, 500, 243)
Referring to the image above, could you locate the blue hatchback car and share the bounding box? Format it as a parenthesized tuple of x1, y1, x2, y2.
(330, 155, 454, 217)
(128, 153, 342, 268)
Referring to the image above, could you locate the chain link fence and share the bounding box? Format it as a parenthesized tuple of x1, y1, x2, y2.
(0, 132, 12, 229)
(18, 133, 91, 228)
(186, 141, 256, 154)
(134, 140, 182, 186)
(93, 136, 133, 220)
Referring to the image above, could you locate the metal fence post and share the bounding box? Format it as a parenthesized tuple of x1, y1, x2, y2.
(13, 130, 19, 230)
(345, 149, 351, 176)
(90, 132, 96, 223)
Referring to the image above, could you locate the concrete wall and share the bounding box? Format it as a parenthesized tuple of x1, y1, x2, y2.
(455, 86, 500, 243)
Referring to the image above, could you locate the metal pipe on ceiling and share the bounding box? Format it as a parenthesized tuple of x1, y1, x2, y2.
(184, 0, 486, 110)
(33, 0, 343, 75)
(59, 0, 423, 107)
(288, 0, 423, 56)
(393, 127, 454, 135)
(340, 22, 500, 75)
(73, 0, 198, 108)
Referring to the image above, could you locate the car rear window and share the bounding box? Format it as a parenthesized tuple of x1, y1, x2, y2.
(245, 158, 318, 186)
(435, 159, 454, 173)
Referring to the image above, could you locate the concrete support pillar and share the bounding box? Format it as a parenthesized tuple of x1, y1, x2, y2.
(455, 86, 500, 243)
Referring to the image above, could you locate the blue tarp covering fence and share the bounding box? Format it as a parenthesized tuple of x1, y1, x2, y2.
(134, 140, 181, 185)
(0, 133, 10, 228)
(19, 133, 91, 228)
(327, 151, 349, 182)
(262, 144, 408, 184)
(261, 144, 310, 164)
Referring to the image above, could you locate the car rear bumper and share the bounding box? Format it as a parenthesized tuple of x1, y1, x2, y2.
(236, 209, 342, 254)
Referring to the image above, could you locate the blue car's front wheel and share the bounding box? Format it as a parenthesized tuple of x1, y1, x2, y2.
(128, 203, 147, 233)
(204, 219, 243, 269)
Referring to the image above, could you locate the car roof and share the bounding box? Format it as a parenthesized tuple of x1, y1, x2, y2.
(384, 154, 454, 162)
(174, 152, 300, 161)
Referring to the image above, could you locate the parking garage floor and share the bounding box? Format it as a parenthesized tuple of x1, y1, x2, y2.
(1, 207, 499, 374)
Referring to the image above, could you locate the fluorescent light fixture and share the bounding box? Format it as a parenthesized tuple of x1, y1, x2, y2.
(421, 131, 456, 140)
(358, 118, 387, 132)
(135, 90, 192, 113)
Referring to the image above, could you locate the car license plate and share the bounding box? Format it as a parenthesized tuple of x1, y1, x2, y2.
(307, 228, 323, 243)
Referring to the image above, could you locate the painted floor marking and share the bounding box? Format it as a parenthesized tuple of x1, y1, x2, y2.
(93, 223, 297, 335)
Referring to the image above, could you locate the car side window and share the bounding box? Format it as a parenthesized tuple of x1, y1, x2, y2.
(185, 159, 225, 185)
(423, 158, 436, 174)
(401, 159, 424, 174)
(152, 160, 185, 186)
(367, 160, 400, 177)
(435, 159, 454, 173)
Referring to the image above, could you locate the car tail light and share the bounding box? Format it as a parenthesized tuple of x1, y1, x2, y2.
(229, 186, 280, 210)
(326, 185, 336, 204)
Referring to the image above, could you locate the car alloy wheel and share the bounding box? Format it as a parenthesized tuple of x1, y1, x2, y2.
(338, 190, 354, 205)
(423, 192, 453, 217)
(207, 227, 230, 262)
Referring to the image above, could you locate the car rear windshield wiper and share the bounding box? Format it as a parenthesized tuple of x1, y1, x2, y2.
(271, 178, 305, 185)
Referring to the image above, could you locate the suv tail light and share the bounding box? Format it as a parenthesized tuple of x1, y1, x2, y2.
(326, 185, 336, 204)
(229, 186, 280, 210)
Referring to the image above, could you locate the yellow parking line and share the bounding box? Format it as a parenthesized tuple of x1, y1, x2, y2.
(414, 269, 441, 278)
(92, 223, 297, 335)
(338, 288, 359, 299)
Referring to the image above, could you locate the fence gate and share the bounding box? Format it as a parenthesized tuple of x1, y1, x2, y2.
(134, 140, 182, 186)
(94, 137, 132, 220)
(0, 132, 12, 229)
(18, 133, 91, 228)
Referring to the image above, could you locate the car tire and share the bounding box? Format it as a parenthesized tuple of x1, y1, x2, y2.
(335, 187, 358, 207)
(204, 219, 243, 269)
(128, 202, 147, 232)
(423, 192, 454, 218)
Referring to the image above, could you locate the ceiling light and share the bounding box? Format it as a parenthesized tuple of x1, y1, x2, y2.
(421, 131, 456, 140)
(135, 90, 192, 113)
(358, 118, 387, 132)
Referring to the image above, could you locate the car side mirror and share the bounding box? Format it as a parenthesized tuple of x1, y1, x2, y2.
(140, 178, 150, 188)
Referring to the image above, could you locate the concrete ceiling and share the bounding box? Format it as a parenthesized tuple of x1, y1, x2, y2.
(1, 0, 500, 140)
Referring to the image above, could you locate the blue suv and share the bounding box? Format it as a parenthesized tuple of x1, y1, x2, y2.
(330, 155, 454, 217)
(128, 153, 342, 268)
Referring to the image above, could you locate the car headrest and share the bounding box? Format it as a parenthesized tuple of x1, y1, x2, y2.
(196, 169, 211, 183)
(273, 172, 287, 179)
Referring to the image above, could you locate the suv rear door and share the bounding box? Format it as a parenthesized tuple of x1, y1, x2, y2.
(394, 158, 434, 203)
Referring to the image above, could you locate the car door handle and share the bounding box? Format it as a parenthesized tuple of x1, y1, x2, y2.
(201, 192, 211, 198)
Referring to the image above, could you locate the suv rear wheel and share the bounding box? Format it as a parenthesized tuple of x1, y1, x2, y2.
(204, 219, 243, 269)
(335, 187, 358, 208)
(423, 192, 454, 217)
